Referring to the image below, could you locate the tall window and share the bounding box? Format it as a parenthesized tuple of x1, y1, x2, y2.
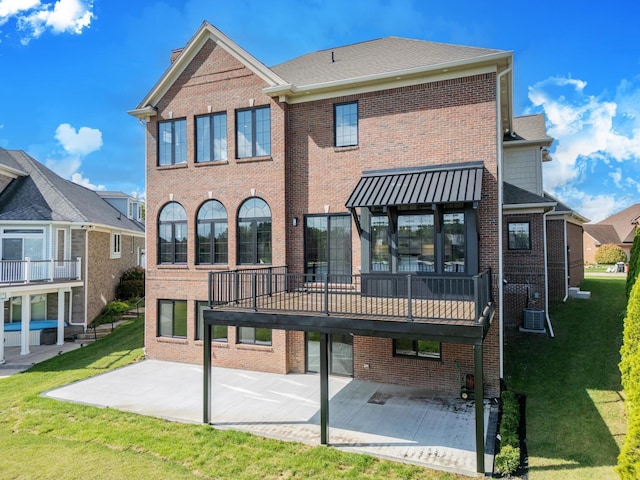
(371, 216, 390, 271)
(237, 198, 271, 265)
(158, 299, 187, 338)
(238, 327, 272, 346)
(393, 339, 441, 360)
(158, 202, 187, 264)
(158, 119, 187, 166)
(196, 113, 227, 162)
(398, 214, 435, 272)
(195, 301, 227, 342)
(197, 200, 228, 264)
(444, 212, 465, 272)
(508, 222, 531, 250)
(305, 214, 351, 281)
(111, 232, 122, 259)
(335, 102, 358, 147)
(236, 106, 270, 158)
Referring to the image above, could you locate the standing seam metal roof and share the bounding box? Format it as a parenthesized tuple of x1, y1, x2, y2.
(346, 162, 483, 208)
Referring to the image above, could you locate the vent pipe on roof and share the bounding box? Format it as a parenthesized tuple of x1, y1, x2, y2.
(331, 51, 335, 63)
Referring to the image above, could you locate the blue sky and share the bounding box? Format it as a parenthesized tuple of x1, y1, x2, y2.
(1, 0, 639, 222)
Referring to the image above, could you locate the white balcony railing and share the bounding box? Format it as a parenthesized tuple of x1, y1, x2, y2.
(0, 257, 82, 285)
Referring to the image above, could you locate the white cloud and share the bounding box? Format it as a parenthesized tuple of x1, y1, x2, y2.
(1, 0, 93, 44)
(44, 122, 104, 190)
(609, 168, 622, 188)
(70, 172, 104, 190)
(54, 122, 102, 155)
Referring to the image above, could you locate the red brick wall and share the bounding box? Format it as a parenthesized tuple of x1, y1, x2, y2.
(143, 39, 502, 397)
(503, 213, 546, 327)
(567, 222, 585, 287)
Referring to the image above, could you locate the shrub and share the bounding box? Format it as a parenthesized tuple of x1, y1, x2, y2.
(101, 300, 130, 317)
(618, 278, 640, 478)
(495, 445, 521, 476)
(116, 267, 145, 299)
(121, 266, 145, 281)
(595, 244, 627, 264)
(116, 279, 144, 300)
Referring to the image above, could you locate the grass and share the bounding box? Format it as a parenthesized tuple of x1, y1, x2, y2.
(504, 277, 628, 479)
(0, 317, 461, 479)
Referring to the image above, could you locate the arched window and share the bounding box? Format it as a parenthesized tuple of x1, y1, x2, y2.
(158, 202, 187, 264)
(196, 200, 228, 264)
(237, 197, 271, 264)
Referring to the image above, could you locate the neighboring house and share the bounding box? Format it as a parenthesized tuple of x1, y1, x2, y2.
(0, 148, 145, 361)
(502, 114, 588, 325)
(128, 22, 582, 473)
(583, 204, 640, 263)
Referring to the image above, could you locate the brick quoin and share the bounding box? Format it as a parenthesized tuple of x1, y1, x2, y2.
(142, 37, 502, 398)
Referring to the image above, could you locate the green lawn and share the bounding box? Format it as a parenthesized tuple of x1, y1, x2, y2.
(505, 277, 628, 479)
(0, 317, 460, 480)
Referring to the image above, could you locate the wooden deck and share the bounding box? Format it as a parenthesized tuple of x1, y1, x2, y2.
(214, 290, 477, 326)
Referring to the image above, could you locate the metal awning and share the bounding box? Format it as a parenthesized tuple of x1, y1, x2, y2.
(345, 161, 484, 209)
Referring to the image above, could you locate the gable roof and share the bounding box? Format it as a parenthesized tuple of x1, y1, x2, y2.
(130, 21, 513, 132)
(129, 21, 288, 119)
(585, 203, 640, 245)
(584, 224, 622, 246)
(511, 114, 552, 142)
(271, 36, 508, 88)
(0, 149, 144, 234)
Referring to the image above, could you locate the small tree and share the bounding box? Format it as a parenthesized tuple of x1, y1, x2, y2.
(595, 244, 627, 265)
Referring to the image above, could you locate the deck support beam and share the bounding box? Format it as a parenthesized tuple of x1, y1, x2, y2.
(474, 343, 485, 474)
(320, 333, 329, 445)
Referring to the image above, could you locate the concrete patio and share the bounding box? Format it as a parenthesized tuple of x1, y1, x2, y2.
(44, 358, 498, 477)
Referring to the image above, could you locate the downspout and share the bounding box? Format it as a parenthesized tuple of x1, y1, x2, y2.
(562, 218, 569, 302)
(497, 63, 512, 379)
(543, 211, 555, 337)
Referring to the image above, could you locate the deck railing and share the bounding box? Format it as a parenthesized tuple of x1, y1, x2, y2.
(0, 257, 82, 285)
(209, 267, 493, 323)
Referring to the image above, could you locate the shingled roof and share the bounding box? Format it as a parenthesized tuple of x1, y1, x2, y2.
(0, 148, 144, 233)
(584, 203, 640, 245)
(271, 36, 507, 87)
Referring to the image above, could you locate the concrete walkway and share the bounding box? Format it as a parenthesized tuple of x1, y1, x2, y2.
(44, 359, 498, 477)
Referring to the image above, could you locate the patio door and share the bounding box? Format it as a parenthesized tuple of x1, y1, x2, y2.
(306, 332, 353, 377)
(304, 214, 351, 282)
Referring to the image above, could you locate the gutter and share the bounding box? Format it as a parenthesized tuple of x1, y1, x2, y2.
(497, 63, 512, 379)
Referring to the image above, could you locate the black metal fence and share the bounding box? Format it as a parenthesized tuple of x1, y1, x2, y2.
(209, 266, 493, 323)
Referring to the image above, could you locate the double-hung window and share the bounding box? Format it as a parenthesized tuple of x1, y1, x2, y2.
(335, 102, 358, 147)
(196, 200, 228, 264)
(111, 232, 122, 259)
(158, 119, 187, 166)
(158, 299, 187, 338)
(158, 202, 187, 264)
(196, 112, 227, 162)
(236, 106, 270, 158)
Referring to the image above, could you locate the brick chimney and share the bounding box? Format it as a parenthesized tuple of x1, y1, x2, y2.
(170, 48, 183, 63)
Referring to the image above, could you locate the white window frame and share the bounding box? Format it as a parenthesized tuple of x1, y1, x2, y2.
(111, 232, 122, 259)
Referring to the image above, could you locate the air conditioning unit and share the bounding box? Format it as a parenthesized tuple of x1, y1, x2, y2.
(521, 308, 545, 333)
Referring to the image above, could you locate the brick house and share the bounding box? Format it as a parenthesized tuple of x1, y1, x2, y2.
(0, 148, 145, 361)
(129, 21, 584, 472)
(583, 204, 640, 263)
(503, 114, 588, 328)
